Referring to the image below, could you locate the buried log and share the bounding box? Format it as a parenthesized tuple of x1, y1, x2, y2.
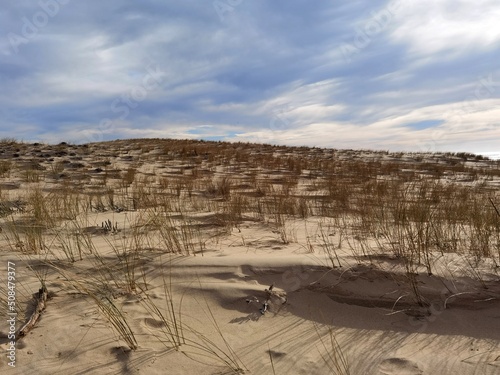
(17, 285, 48, 339)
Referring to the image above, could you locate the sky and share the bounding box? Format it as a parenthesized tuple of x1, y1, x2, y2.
(1, 0, 499, 154)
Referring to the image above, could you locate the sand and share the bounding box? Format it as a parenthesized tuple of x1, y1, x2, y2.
(0, 139, 499, 374)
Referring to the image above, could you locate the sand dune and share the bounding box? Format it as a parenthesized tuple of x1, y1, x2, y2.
(0, 139, 499, 374)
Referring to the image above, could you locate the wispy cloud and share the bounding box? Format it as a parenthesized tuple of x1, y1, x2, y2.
(0, 0, 499, 153)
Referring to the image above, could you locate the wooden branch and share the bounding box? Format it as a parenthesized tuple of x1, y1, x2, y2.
(17, 285, 48, 339)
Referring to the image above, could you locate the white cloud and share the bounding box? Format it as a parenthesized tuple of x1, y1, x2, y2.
(228, 96, 500, 152)
(390, 0, 500, 60)
(1, 1, 498, 153)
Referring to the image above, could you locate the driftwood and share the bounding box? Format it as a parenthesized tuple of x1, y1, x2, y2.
(17, 285, 48, 339)
(246, 284, 287, 315)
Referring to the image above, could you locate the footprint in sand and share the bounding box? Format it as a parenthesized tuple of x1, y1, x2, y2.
(143, 317, 166, 328)
(378, 358, 422, 375)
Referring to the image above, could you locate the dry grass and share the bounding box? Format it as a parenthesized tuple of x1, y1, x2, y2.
(0, 138, 499, 372)
(314, 323, 350, 375)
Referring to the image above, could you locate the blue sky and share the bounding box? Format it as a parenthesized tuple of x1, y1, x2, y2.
(1, 1, 499, 153)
